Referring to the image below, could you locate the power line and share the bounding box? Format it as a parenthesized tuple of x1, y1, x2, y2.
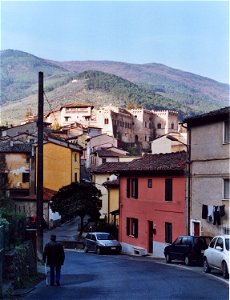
(43, 91, 59, 126)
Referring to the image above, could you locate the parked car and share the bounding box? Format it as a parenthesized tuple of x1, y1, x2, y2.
(203, 235, 229, 278)
(164, 235, 212, 266)
(84, 232, 122, 254)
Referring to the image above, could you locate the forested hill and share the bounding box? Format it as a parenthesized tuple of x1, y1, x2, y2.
(1, 49, 229, 125)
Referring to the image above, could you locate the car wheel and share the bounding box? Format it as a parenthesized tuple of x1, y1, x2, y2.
(222, 261, 229, 279)
(184, 255, 191, 266)
(96, 247, 101, 255)
(203, 258, 211, 273)
(166, 253, 171, 263)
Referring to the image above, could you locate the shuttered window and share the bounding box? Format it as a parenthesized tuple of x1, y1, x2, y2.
(165, 178, 173, 201)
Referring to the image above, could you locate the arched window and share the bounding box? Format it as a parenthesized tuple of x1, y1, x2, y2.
(104, 118, 109, 124)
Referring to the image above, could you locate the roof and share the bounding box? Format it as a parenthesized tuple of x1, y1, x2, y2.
(94, 149, 124, 158)
(103, 179, 120, 188)
(0, 141, 33, 153)
(123, 151, 186, 172)
(61, 102, 94, 109)
(92, 162, 128, 174)
(14, 188, 56, 202)
(93, 151, 186, 175)
(184, 107, 230, 127)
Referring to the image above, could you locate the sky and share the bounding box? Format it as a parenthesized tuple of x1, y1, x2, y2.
(1, 0, 229, 83)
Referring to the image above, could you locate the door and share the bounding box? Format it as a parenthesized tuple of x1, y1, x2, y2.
(194, 222, 200, 236)
(148, 221, 153, 253)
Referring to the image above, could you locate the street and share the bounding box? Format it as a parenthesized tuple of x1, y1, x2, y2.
(22, 250, 229, 300)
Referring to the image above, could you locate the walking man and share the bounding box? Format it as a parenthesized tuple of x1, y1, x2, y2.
(43, 234, 65, 286)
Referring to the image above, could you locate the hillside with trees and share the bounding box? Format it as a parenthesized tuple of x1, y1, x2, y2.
(1, 49, 229, 125)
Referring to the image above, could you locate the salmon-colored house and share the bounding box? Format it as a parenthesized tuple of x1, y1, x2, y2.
(118, 151, 187, 258)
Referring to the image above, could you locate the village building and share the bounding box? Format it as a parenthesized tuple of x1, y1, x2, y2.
(117, 151, 187, 257)
(184, 107, 230, 237)
(45, 103, 94, 127)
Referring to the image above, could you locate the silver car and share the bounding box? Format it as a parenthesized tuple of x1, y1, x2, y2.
(203, 235, 229, 278)
(84, 232, 122, 254)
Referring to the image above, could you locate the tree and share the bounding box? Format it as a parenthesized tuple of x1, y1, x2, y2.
(50, 182, 102, 236)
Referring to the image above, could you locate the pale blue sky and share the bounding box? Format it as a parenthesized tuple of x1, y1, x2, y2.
(1, 0, 229, 83)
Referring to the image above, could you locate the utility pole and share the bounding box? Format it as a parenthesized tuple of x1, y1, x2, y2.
(37, 71, 44, 259)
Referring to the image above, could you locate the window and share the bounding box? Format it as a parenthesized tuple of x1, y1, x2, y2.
(174, 237, 182, 245)
(74, 153, 78, 162)
(165, 178, 173, 201)
(223, 179, 230, 199)
(127, 178, 138, 199)
(157, 123, 161, 129)
(74, 173, 78, 182)
(127, 178, 130, 198)
(215, 237, 223, 250)
(171, 123, 174, 129)
(148, 179, 152, 188)
(102, 158, 106, 163)
(209, 237, 217, 248)
(131, 178, 138, 198)
(223, 120, 230, 143)
(165, 222, 172, 243)
(22, 173, 30, 183)
(104, 118, 109, 124)
(126, 218, 138, 238)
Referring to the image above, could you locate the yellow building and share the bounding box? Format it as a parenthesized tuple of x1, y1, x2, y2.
(42, 137, 82, 192)
(103, 179, 120, 225)
(0, 141, 31, 190)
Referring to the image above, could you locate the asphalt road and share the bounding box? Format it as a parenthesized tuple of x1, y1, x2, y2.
(22, 250, 229, 300)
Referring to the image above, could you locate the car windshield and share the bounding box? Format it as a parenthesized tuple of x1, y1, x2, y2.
(225, 238, 229, 251)
(96, 233, 114, 240)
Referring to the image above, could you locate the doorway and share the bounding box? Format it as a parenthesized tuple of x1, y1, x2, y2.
(191, 220, 201, 236)
(148, 221, 153, 253)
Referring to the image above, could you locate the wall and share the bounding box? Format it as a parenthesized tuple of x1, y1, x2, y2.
(5, 153, 30, 189)
(92, 174, 110, 220)
(190, 122, 230, 236)
(119, 175, 186, 257)
(43, 142, 77, 191)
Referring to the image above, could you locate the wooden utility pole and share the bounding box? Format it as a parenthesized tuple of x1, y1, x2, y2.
(37, 71, 44, 259)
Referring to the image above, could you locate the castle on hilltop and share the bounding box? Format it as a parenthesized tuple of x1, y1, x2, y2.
(44, 103, 179, 152)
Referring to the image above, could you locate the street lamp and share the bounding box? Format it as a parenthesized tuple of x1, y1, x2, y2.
(166, 134, 191, 235)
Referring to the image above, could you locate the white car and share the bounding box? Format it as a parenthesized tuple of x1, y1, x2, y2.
(203, 235, 229, 278)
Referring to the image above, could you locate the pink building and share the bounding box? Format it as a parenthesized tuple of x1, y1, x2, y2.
(118, 151, 187, 257)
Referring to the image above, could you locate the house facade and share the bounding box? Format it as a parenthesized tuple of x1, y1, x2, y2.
(41, 137, 82, 192)
(118, 151, 187, 257)
(0, 140, 32, 192)
(184, 107, 230, 237)
(45, 103, 94, 127)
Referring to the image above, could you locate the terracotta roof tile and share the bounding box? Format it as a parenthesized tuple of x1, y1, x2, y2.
(124, 151, 186, 172)
(93, 162, 128, 173)
(94, 149, 124, 157)
(93, 152, 186, 174)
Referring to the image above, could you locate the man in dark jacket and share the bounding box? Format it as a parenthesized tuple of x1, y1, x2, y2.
(43, 234, 65, 286)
